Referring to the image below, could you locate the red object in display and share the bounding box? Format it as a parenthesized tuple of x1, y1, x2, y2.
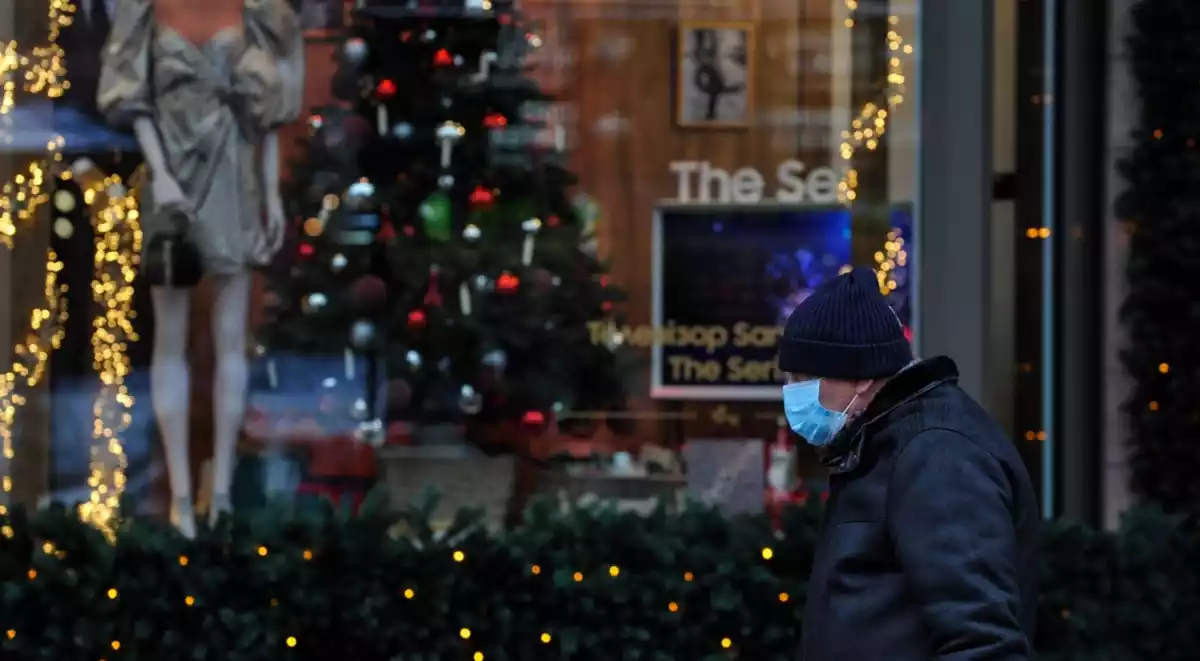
(483, 112, 507, 128)
(496, 272, 519, 292)
(423, 267, 443, 307)
(350, 274, 388, 312)
(376, 79, 397, 99)
(407, 309, 427, 328)
(469, 185, 494, 206)
(433, 48, 453, 66)
(765, 424, 802, 530)
(298, 243, 315, 257)
(547, 215, 560, 227)
(903, 325, 913, 342)
(522, 410, 546, 426)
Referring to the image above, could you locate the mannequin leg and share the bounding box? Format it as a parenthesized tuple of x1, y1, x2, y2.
(150, 286, 195, 538)
(209, 271, 252, 524)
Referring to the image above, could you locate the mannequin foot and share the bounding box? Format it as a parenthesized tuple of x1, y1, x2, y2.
(209, 493, 232, 526)
(171, 497, 197, 539)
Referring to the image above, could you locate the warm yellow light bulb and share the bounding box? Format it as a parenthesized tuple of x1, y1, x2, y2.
(452, 550, 465, 562)
(721, 637, 732, 649)
(761, 547, 774, 560)
(403, 588, 415, 599)
(286, 636, 297, 648)
(540, 632, 552, 643)
(608, 565, 620, 577)
(460, 627, 472, 639)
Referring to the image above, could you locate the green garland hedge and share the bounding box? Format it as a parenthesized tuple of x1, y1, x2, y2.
(1, 498, 1198, 660)
(1119, 0, 1200, 514)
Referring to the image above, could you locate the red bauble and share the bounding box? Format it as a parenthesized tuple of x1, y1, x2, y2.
(496, 272, 520, 292)
(522, 410, 547, 432)
(528, 268, 554, 294)
(407, 309, 427, 328)
(377, 219, 396, 241)
(386, 378, 413, 412)
(298, 243, 315, 258)
(433, 48, 453, 66)
(483, 112, 507, 128)
(350, 275, 387, 312)
(376, 79, 397, 99)
(469, 185, 494, 206)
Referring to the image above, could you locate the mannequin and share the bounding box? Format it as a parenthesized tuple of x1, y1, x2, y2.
(98, 0, 304, 537)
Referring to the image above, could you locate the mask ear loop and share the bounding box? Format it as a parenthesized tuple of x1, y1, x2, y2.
(841, 393, 859, 416)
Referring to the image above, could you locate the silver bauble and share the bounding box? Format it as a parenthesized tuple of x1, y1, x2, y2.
(458, 385, 483, 415)
(350, 319, 377, 348)
(342, 37, 368, 65)
(405, 350, 422, 368)
(344, 180, 376, 212)
(350, 397, 369, 421)
(354, 418, 385, 446)
(481, 349, 507, 372)
(331, 253, 348, 272)
(305, 292, 328, 313)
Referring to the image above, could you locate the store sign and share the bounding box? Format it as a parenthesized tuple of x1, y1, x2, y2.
(667, 159, 842, 205)
(645, 204, 915, 400)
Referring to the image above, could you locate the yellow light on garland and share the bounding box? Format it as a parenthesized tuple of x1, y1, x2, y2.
(837, 7, 913, 203)
(873, 228, 908, 295)
(76, 172, 141, 535)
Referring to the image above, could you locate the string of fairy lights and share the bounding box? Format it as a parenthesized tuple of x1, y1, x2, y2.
(837, 1, 913, 204)
(14, 540, 789, 656)
(836, 1, 913, 296)
(0, 0, 74, 513)
(76, 168, 141, 535)
(0, 0, 136, 534)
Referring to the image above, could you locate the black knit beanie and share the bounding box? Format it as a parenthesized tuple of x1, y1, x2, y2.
(777, 267, 912, 380)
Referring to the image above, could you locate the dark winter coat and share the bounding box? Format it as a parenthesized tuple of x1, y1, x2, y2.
(800, 356, 1040, 661)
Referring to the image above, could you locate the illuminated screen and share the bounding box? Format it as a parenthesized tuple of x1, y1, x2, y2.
(651, 204, 913, 400)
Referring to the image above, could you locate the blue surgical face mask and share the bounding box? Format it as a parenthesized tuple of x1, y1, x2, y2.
(782, 379, 858, 446)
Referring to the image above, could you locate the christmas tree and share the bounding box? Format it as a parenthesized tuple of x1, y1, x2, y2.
(259, 0, 629, 441)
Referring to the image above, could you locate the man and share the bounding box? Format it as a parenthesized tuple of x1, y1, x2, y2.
(778, 267, 1039, 660)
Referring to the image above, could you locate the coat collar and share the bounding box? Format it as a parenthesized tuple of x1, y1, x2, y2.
(818, 356, 960, 473)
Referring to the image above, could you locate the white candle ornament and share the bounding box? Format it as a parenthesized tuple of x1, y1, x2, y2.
(459, 282, 472, 315)
(521, 217, 542, 266)
(436, 121, 464, 168)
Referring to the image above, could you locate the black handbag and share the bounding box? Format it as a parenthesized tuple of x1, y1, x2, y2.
(142, 207, 203, 288)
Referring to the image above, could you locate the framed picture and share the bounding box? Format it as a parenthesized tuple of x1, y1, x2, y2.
(291, 0, 348, 39)
(676, 21, 755, 128)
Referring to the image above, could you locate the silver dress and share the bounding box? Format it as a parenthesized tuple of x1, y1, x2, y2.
(98, 0, 304, 274)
